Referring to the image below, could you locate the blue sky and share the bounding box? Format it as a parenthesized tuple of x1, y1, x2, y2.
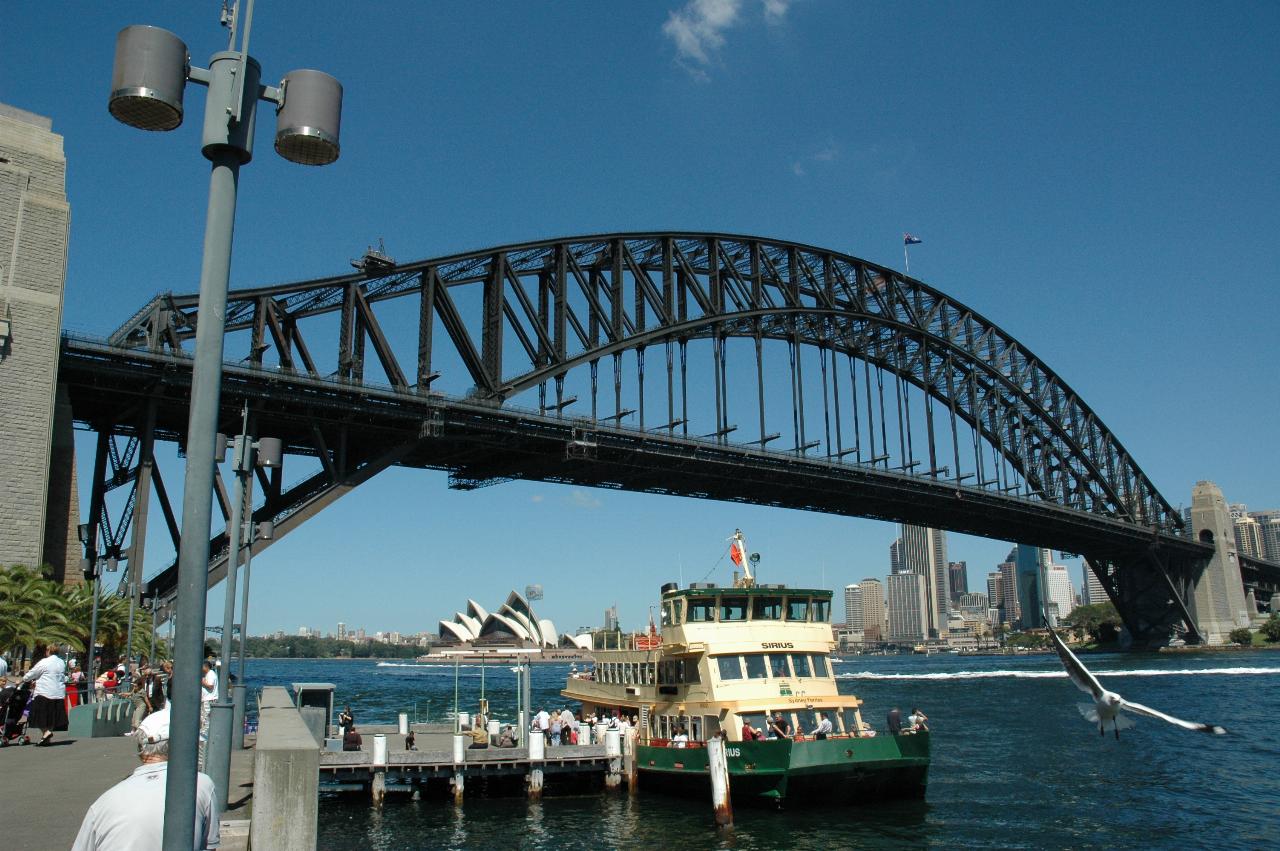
(4, 2, 1277, 636)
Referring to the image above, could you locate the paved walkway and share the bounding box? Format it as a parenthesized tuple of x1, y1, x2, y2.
(0, 734, 254, 850)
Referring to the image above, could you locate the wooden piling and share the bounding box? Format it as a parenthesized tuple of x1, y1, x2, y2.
(604, 729, 622, 791)
(452, 734, 467, 805)
(527, 728, 545, 799)
(707, 735, 733, 829)
(623, 728, 638, 794)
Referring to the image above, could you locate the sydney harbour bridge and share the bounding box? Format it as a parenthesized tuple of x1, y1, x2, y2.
(58, 232, 1279, 645)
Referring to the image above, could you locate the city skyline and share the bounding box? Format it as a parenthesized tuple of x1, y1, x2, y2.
(2, 5, 1275, 635)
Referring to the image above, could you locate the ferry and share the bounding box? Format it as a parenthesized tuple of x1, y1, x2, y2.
(561, 532, 930, 806)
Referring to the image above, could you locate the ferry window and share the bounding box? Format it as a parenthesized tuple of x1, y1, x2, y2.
(810, 654, 831, 678)
(786, 598, 810, 621)
(752, 596, 783, 620)
(685, 659, 701, 684)
(767, 654, 791, 678)
(688, 599, 716, 622)
(717, 656, 743, 680)
(661, 602, 673, 627)
(813, 599, 831, 623)
(744, 654, 768, 679)
(623, 664, 633, 685)
(719, 596, 748, 622)
(797, 709, 820, 734)
(659, 715, 670, 738)
(704, 715, 721, 739)
(633, 663, 642, 684)
(790, 653, 812, 677)
(646, 663, 656, 685)
(690, 716, 703, 742)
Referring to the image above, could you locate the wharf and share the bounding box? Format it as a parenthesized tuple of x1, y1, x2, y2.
(321, 729, 612, 789)
(0, 731, 255, 851)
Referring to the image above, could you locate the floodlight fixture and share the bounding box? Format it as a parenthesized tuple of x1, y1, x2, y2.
(274, 70, 343, 165)
(109, 26, 189, 132)
(255, 437, 283, 468)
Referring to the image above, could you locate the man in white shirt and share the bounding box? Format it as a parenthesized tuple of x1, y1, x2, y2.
(198, 661, 218, 769)
(71, 706, 220, 850)
(535, 708, 551, 743)
(810, 713, 833, 740)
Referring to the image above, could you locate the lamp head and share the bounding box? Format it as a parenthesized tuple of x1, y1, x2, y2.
(274, 69, 342, 165)
(109, 26, 189, 132)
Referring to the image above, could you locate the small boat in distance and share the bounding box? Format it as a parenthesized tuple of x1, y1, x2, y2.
(561, 530, 930, 806)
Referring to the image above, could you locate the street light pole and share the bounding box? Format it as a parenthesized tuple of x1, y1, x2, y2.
(107, 3, 342, 843)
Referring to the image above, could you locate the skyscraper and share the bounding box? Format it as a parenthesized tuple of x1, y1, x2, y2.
(892, 525, 950, 638)
(1015, 544, 1047, 630)
(886, 572, 928, 642)
(1234, 514, 1263, 559)
(860, 578, 885, 641)
(948, 561, 969, 603)
(1044, 564, 1075, 625)
(987, 571, 1002, 614)
(1082, 563, 1108, 607)
(844, 584, 863, 630)
(998, 556, 1020, 625)
(337, 622, 347, 640)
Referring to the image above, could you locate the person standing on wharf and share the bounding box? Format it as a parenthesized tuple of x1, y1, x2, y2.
(71, 706, 220, 850)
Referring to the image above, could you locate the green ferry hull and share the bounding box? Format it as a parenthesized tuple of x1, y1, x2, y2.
(635, 733, 929, 806)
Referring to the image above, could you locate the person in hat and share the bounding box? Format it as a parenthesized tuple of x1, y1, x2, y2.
(70, 705, 220, 849)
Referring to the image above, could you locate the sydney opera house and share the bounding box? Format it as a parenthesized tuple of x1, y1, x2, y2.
(432, 590, 593, 657)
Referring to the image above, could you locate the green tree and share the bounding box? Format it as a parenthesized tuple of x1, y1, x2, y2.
(1260, 614, 1280, 643)
(1061, 602, 1123, 643)
(1228, 627, 1252, 646)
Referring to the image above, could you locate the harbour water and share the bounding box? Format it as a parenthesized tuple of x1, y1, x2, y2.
(239, 652, 1280, 849)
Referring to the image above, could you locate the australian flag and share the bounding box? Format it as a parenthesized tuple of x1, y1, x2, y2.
(904, 233, 923, 246)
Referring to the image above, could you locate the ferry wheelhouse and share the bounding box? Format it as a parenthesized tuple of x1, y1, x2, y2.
(561, 534, 929, 805)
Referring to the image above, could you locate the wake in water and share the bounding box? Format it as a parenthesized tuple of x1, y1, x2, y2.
(837, 667, 1280, 681)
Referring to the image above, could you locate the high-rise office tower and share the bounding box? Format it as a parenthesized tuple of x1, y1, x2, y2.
(1234, 514, 1263, 559)
(1044, 564, 1075, 624)
(998, 556, 1020, 625)
(987, 571, 1002, 614)
(1082, 563, 1108, 607)
(860, 578, 885, 641)
(886, 572, 928, 642)
(892, 525, 950, 638)
(844, 584, 863, 629)
(948, 561, 969, 603)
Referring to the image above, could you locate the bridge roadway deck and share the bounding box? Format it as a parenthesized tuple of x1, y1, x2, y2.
(59, 335, 1228, 605)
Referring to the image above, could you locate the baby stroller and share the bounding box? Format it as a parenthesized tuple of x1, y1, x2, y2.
(0, 680, 33, 746)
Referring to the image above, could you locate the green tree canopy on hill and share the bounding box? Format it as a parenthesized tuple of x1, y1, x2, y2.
(1060, 602, 1123, 643)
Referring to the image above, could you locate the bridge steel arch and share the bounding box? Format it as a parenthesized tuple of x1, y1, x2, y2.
(71, 233, 1222, 644)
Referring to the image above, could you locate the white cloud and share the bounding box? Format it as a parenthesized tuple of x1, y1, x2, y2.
(762, 0, 792, 24)
(663, 0, 743, 67)
(569, 489, 602, 509)
(790, 138, 840, 177)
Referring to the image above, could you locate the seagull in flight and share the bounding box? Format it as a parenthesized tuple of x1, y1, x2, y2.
(1047, 626, 1227, 738)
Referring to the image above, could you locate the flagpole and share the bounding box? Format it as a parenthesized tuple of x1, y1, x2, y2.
(904, 243, 910, 274)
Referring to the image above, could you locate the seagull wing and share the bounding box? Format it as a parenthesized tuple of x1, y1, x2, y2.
(1118, 699, 1227, 735)
(1047, 625, 1105, 700)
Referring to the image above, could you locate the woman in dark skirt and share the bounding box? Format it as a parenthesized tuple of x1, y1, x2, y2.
(22, 643, 68, 745)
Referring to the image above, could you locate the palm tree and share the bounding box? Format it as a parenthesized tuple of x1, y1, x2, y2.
(0, 565, 79, 667)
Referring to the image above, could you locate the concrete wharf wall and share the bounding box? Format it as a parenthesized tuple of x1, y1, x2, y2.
(253, 686, 320, 850)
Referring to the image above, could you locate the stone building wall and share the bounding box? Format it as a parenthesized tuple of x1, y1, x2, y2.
(0, 103, 78, 582)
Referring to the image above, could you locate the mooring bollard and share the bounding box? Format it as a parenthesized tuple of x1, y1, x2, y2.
(398, 712, 409, 735)
(372, 733, 388, 808)
(528, 726, 545, 799)
(623, 727, 638, 793)
(452, 733, 467, 804)
(707, 735, 733, 828)
(605, 728, 622, 790)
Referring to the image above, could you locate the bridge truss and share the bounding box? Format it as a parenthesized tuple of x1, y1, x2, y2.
(62, 233, 1240, 644)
